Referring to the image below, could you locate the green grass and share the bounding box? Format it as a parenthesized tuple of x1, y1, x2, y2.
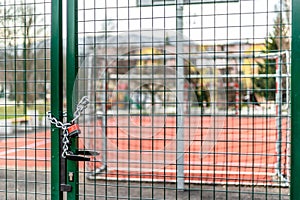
(0, 104, 50, 120)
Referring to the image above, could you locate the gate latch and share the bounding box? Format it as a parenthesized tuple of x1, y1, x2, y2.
(65, 123, 99, 161)
(47, 96, 99, 161)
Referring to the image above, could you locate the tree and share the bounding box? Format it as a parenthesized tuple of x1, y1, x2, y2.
(0, 2, 50, 103)
(0, 3, 14, 94)
(255, 49, 277, 100)
(254, 1, 290, 101)
(274, 0, 290, 51)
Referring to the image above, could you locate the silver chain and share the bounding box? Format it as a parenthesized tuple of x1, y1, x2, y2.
(71, 96, 89, 124)
(61, 125, 71, 158)
(47, 96, 89, 158)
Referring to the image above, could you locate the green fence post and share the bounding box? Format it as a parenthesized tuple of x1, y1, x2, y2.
(291, 0, 300, 199)
(51, 0, 63, 199)
(67, 0, 79, 199)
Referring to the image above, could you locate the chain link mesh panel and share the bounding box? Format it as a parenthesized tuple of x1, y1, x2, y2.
(1, 0, 293, 199)
(0, 0, 51, 199)
(73, 0, 291, 199)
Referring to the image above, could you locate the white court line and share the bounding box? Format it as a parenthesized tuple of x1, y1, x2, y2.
(0, 139, 50, 156)
(100, 177, 287, 187)
(106, 167, 275, 176)
(0, 156, 49, 160)
(106, 159, 277, 168)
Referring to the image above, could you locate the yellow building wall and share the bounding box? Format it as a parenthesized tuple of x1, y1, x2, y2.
(241, 44, 266, 89)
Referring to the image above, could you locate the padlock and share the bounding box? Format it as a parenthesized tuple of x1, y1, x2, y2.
(67, 124, 81, 138)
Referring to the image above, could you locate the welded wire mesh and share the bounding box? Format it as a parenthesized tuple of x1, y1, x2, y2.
(74, 0, 291, 199)
(0, 0, 51, 199)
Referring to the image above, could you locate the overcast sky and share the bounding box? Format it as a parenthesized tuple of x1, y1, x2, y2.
(76, 0, 280, 44)
(2, 0, 281, 45)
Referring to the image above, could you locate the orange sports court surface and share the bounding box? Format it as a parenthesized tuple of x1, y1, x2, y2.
(0, 116, 289, 186)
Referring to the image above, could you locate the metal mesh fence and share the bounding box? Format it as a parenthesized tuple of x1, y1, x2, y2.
(0, 0, 51, 199)
(73, 0, 291, 199)
(0, 0, 293, 199)
(74, 0, 290, 199)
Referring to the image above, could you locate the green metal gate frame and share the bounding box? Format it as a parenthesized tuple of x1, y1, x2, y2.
(51, 0, 79, 199)
(291, 0, 300, 199)
(50, 0, 63, 199)
(66, 0, 79, 199)
(49, 0, 299, 199)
